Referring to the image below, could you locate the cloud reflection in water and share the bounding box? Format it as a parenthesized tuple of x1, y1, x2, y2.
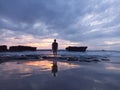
(0, 60, 80, 79)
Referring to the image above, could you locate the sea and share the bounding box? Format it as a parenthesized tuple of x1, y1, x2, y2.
(0, 50, 120, 58)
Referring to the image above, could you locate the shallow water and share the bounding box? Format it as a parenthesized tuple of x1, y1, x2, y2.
(0, 60, 80, 79)
(0, 50, 120, 90)
(0, 58, 120, 90)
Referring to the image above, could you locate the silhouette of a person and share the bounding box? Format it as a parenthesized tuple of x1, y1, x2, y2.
(51, 60, 58, 77)
(52, 39, 58, 56)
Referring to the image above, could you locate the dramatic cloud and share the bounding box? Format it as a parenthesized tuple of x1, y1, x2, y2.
(0, 0, 120, 50)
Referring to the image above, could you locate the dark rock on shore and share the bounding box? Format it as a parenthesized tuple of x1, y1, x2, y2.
(0, 54, 110, 64)
(66, 46, 87, 52)
(101, 58, 110, 61)
(9, 46, 37, 51)
(67, 57, 78, 61)
(0, 45, 37, 52)
(0, 45, 8, 52)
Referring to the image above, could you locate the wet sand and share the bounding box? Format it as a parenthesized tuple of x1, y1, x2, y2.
(0, 57, 120, 90)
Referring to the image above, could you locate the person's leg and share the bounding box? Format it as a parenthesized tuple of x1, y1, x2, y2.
(53, 50, 57, 56)
(55, 51, 57, 55)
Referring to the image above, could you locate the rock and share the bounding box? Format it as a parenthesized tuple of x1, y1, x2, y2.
(66, 46, 87, 52)
(84, 59, 92, 62)
(42, 56, 54, 59)
(0, 45, 8, 52)
(26, 55, 39, 59)
(67, 57, 78, 61)
(101, 58, 110, 61)
(92, 59, 100, 62)
(9, 45, 37, 51)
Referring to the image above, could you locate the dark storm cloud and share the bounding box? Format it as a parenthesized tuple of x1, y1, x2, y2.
(0, 0, 92, 38)
(0, 0, 120, 50)
(0, 0, 86, 27)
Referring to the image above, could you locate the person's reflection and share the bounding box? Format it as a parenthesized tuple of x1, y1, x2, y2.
(51, 60, 58, 77)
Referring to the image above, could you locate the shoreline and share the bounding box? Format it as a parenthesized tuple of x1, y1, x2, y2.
(0, 53, 110, 64)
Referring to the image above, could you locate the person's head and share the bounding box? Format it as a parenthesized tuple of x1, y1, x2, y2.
(54, 39, 56, 42)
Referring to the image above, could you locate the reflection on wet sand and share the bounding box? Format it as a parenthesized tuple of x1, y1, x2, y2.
(24, 60, 52, 71)
(51, 60, 58, 77)
(105, 64, 120, 71)
(24, 60, 80, 71)
(0, 60, 80, 79)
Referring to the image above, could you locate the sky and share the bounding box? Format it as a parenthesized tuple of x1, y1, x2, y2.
(0, 0, 120, 50)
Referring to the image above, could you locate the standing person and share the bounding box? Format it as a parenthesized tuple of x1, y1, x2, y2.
(52, 39, 58, 56)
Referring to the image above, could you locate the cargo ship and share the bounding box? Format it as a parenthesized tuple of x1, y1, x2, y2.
(66, 46, 87, 52)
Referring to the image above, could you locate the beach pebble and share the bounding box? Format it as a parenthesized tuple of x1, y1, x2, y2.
(67, 57, 78, 61)
(101, 58, 110, 61)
